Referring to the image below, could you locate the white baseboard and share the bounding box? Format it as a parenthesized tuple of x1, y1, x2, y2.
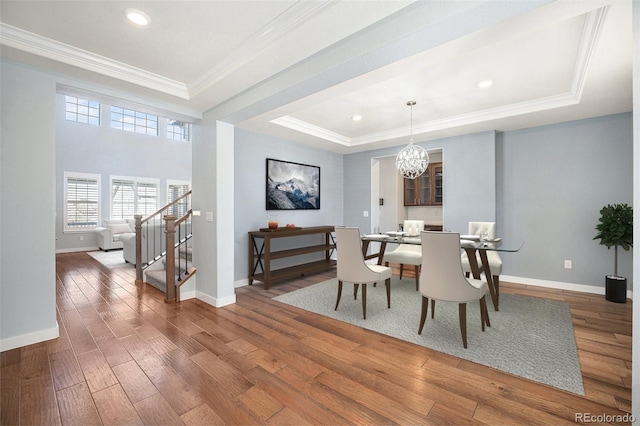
(56, 246, 99, 253)
(196, 291, 236, 307)
(0, 322, 59, 352)
(179, 290, 196, 300)
(501, 275, 633, 300)
(235, 278, 250, 288)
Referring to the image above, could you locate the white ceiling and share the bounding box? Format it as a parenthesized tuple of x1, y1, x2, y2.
(0, 0, 632, 154)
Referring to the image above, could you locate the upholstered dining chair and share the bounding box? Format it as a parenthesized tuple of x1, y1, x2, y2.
(383, 219, 424, 290)
(460, 221, 503, 307)
(335, 226, 392, 319)
(418, 231, 490, 348)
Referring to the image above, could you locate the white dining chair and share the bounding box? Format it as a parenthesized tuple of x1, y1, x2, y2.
(419, 231, 490, 348)
(335, 226, 392, 319)
(460, 221, 503, 307)
(383, 220, 424, 290)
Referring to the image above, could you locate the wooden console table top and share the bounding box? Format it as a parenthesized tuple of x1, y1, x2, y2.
(249, 225, 335, 238)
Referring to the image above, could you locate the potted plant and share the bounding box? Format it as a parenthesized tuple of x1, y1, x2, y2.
(593, 203, 633, 303)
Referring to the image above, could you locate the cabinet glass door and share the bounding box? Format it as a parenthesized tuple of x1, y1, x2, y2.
(404, 179, 417, 205)
(419, 173, 430, 205)
(434, 165, 443, 204)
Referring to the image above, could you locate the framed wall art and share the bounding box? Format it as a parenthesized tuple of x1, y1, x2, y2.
(266, 158, 320, 210)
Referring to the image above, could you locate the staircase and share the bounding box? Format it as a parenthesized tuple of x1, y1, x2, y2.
(145, 246, 195, 300)
(134, 191, 196, 302)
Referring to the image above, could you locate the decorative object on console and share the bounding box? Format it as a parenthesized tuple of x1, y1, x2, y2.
(395, 101, 429, 180)
(594, 203, 633, 303)
(266, 158, 320, 210)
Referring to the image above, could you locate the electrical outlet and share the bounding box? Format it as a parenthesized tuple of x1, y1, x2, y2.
(564, 260, 572, 269)
(363, 211, 369, 217)
(79, 235, 84, 241)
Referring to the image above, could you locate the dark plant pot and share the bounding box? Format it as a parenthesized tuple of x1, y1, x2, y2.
(605, 275, 627, 303)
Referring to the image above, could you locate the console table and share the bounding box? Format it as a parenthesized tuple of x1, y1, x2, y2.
(248, 226, 336, 290)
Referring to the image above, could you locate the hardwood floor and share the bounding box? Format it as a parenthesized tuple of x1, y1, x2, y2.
(1, 251, 632, 425)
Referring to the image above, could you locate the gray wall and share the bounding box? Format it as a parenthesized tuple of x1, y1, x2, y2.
(1, 60, 58, 349)
(233, 128, 344, 284)
(498, 113, 633, 287)
(55, 94, 192, 252)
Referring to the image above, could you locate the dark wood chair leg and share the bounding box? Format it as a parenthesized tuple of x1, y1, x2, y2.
(335, 280, 343, 311)
(480, 295, 491, 327)
(479, 297, 486, 331)
(362, 283, 367, 319)
(399, 264, 404, 279)
(353, 283, 359, 300)
(493, 275, 500, 307)
(430, 299, 436, 319)
(385, 277, 391, 308)
(414, 265, 420, 291)
(459, 303, 468, 348)
(418, 296, 429, 333)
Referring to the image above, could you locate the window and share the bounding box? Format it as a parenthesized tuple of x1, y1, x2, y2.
(111, 176, 158, 219)
(64, 172, 100, 231)
(167, 180, 191, 217)
(65, 96, 100, 126)
(167, 119, 191, 142)
(110, 106, 158, 136)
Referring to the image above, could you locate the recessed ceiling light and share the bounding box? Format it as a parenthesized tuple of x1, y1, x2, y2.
(477, 79, 493, 89)
(124, 8, 151, 26)
(351, 114, 362, 122)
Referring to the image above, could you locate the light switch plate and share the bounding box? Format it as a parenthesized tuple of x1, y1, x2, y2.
(205, 212, 214, 222)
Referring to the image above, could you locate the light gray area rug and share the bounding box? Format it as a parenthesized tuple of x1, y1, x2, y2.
(87, 250, 131, 269)
(273, 277, 585, 395)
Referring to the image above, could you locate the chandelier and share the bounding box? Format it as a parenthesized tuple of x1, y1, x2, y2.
(395, 101, 429, 179)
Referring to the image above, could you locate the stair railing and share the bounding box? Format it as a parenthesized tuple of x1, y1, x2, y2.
(164, 210, 195, 302)
(134, 190, 192, 284)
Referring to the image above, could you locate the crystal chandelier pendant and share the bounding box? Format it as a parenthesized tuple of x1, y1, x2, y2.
(396, 139, 429, 179)
(396, 101, 429, 179)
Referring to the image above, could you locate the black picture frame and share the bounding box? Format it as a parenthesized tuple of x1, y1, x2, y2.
(266, 158, 320, 210)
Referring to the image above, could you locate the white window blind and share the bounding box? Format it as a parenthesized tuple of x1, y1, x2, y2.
(111, 177, 157, 219)
(64, 172, 100, 230)
(137, 182, 158, 216)
(168, 181, 191, 217)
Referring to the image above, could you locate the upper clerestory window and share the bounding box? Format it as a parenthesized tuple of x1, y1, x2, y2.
(110, 106, 158, 136)
(65, 95, 100, 126)
(167, 119, 191, 142)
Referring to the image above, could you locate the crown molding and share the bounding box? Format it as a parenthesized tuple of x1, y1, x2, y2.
(188, 1, 334, 98)
(270, 116, 351, 146)
(0, 23, 190, 99)
(271, 7, 606, 148)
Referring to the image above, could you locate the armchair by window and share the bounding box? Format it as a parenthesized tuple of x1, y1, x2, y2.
(94, 219, 134, 251)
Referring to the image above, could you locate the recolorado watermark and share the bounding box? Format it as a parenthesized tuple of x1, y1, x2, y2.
(575, 412, 634, 423)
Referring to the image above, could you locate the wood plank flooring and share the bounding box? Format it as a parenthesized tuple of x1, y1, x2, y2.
(1, 251, 632, 425)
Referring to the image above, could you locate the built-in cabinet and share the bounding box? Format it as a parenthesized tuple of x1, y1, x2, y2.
(404, 162, 442, 206)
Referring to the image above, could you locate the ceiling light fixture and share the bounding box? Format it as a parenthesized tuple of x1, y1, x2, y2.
(124, 8, 151, 26)
(477, 79, 493, 89)
(351, 114, 362, 122)
(395, 101, 429, 179)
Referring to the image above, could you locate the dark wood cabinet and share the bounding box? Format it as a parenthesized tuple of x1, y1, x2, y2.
(403, 162, 442, 206)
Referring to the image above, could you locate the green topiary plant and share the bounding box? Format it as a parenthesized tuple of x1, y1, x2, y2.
(594, 203, 633, 277)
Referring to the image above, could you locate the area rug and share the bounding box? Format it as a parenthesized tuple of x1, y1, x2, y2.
(273, 277, 584, 395)
(87, 250, 131, 269)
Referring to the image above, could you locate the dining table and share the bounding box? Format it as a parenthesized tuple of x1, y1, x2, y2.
(360, 232, 524, 311)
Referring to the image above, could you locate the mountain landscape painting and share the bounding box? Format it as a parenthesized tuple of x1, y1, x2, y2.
(266, 158, 320, 210)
